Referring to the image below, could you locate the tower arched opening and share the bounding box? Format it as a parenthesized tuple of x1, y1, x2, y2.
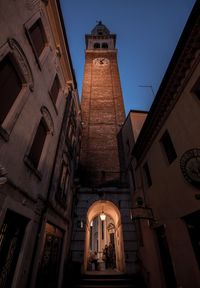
(93, 43, 100, 49)
(84, 200, 125, 272)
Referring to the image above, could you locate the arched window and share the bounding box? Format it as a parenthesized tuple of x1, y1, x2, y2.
(94, 43, 100, 49)
(102, 43, 108, 49)
(25, 106, 54, 171)
(0, 54, 23, 125)
(0, 38, 34, 141)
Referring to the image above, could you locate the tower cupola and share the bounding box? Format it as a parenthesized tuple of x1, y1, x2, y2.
(85, 21, 116, 50)
(91, 21, 110, 36)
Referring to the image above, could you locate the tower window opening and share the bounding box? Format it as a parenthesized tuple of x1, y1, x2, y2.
(102, 43, 108, 49)
(94, 43, 100, 49)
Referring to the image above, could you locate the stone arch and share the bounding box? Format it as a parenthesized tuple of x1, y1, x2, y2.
(94, 43, 100, 49)
(84, 200, 125, 272)
(8, 38, 34, 91)
(102, 42, 108, 49)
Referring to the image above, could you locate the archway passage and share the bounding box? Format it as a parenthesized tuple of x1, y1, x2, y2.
(84, 200, 125, 272)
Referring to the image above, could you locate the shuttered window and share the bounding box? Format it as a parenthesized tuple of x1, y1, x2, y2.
(160, 130, 177, 164)
(192, 78, 200, 100)
(0, 55, 22, 124)
(143, 162, 152, 187)
(50, 75, 60, 104)
(29, 19, 46, 57)
(56, 162, 69, 204)
(28, 119, 48, 168)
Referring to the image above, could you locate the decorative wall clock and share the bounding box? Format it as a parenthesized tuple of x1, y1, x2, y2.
(180, 148, 200, 188)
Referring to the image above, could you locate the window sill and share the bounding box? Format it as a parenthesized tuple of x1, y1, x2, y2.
(24, 155, 42, 180)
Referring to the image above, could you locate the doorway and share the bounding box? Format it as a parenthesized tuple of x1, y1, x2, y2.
(84, 200, 125, 272)
(0, 210, 27, 288)
(89, 214, 116, 270)
(36, 223, 63, 288)
(155, 225, 177, 288)
(184, 210, 200, 268)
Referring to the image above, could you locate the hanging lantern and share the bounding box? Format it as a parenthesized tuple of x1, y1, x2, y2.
(100, 212, 106, 221)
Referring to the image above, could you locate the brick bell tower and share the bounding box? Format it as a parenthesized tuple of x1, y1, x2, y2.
(71, 23, 137, 275)
(80, 21, 125, 186)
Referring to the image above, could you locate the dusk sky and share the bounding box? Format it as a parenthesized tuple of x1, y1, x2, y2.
(60, 0, 195, 114)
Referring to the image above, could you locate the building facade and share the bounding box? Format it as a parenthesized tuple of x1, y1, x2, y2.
(0, 0, 81, 287)
(120, 2, 200, 288)
(70, 22, 138, 275)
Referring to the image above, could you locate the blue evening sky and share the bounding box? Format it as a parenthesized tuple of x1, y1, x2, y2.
(60, 0, 195, 114)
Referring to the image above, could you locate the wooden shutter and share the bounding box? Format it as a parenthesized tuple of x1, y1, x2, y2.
(29, 119, 47, 168)
(29, 19, 46, 57)
(50, 75, 60, 104)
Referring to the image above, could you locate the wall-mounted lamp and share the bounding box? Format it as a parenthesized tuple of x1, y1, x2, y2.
(77, 219, 84, 229)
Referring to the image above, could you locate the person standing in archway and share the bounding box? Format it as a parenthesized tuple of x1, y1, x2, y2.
(108, 242, 115, 268)
(103, 244, 109, 269)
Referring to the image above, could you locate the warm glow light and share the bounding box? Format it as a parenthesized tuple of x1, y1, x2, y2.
(100, 212, 106, 221)
(90, 220, 93, 227)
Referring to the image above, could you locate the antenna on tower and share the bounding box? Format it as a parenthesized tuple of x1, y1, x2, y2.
(138, 85, 155, 96)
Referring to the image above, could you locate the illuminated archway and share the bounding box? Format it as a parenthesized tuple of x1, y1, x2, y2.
(84, 200, 125, 272)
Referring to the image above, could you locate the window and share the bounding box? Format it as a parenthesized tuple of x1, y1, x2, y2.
(49, 75, 60, 105)
(25, 14, 48, 69)
(56, 162, 69, 204)
(94, 43, 100, 49)
(0, 55, 22, 125)
(192, 77, 200, 100)
(160, 130, 177, 164)
(102, 43, 108, 49)
(28, 119, 48, 168)
(130, 165, 136, 191)
(28, 19, 46, 57)
(0, 39, 34, 141)
(143, 162, 152, 187)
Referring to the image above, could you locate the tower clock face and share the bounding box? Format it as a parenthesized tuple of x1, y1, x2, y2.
(93, 58, 109, 66)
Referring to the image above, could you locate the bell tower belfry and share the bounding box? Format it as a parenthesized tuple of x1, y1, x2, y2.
(80, 21, 125, 186)
(71, 22, 137, 275)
